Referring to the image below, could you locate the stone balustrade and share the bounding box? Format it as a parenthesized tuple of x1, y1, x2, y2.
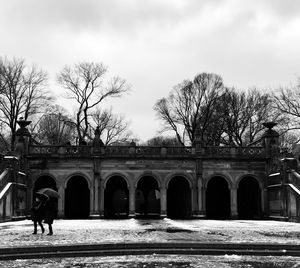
(28, 144, 266, 159)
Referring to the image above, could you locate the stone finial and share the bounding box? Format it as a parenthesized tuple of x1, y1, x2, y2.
(15, 118, 31, 137)
(130, 140, 136, 147)
(263, 122, 279, 137)
(93, 126, 104, 147)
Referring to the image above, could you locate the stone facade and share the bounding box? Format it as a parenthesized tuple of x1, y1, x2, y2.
(3, 120, 293, 221)
(23, 128, 272, 220)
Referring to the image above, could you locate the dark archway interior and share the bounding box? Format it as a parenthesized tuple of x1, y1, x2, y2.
(65, 176, 90, 219)
(34, 176, 57, 192)
(104, 176, 129, 218)
(33, 176, 57, 200)
(206, 177, 230, 219)
(238, 177, 261, 219)
(167, 176, 191, 219)
(135, 176, 160, 218)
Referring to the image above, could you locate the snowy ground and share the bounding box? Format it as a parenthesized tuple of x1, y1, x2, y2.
(1, 255, 300, 268)
(1, 219, 300, 267)
(0, 219, 300, 248)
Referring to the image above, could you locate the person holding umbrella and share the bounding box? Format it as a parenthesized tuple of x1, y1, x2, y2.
(36, 188, 59, 236)
(31, 195, 46, 234)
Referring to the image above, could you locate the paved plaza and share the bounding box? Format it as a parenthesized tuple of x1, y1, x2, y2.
(1, 219, 300, 267)
(1, 218, 300, 247)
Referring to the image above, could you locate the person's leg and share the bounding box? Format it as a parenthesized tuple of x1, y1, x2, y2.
(38, 221, 45, 233)
(32, 221, 37, 234)
(47, 224, 53, 235)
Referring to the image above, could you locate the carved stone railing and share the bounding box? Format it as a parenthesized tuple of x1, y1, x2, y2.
(28, 145, 194, 158)
(198, 146, 266, 159)
(28, 145, 266, 160)
(29, 145, 93, 157)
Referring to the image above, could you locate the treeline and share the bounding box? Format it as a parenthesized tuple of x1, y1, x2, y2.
(154, 73, 296, 148)
(0, 57, 131, 151)
(0, 57, 299, 152)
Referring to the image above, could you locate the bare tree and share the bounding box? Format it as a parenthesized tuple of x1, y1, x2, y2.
(272, 79, 300, 149)
(0, 57, 51, 150)
(223, 88, 277, 146)
(31, 105, 76, 145)
(91, 108, 131, 145)
(272, 80, 300, 131)
(154, 73, 225, 146)
(57, 62, 130, 144)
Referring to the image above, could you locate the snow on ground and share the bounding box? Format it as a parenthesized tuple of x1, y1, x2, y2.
(1, 255, 300, 268)
(0, 219, 299, 248)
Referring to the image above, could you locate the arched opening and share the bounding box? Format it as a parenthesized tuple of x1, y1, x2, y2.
(33, 175, 57, 192)
(33, 176, 57, 200)
(238, 177, 261, 219)
(167, 176, 191, 219)
(104, 176, 129, 218)
(65, 176, 90, 219)
(206, 176, 230, 219)
(135, 176, 160, 218)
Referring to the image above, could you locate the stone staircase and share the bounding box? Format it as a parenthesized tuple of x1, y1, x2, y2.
(0, 155, 27, 222)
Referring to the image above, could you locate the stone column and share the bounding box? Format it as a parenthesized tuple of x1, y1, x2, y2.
(89, 176, 100, 219)
(129, 186, 135, 218)
(262, 187, 267, 217)
(57, 184, 64, 218)
(191, 186, 197, 217)
(195, 157, 205, 218)
(94, 178, 99, 212)
(99, 183, 105, 218)
(198, 177, 206, 218)
(89, 180, 94, 217)
(160, 187, 167, 218)
(230, 186, 238, 219)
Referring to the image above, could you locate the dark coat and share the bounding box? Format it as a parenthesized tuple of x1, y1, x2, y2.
(43, 198, 57, 225)
(31, 199, 45, 222)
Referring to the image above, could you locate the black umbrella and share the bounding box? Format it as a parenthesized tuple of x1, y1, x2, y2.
(36, 188, 60, 199)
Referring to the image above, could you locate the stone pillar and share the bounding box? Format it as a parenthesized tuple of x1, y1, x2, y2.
(230, 186, 238, 219)
(198, 177, 206, 218)
(262, 122, 280, 174)
(129, 186, 135, 218)
(261, 186, 266, 216)
(57, 184, 64, 218)
(89, 176, 100, 219)
(91, 155, 101, 218)
(94, 178, 99, 212)
(99, 184, 105, 218)
(194, 149, 204, 218)
(191, 186, 198, 217)
(160, 187, 167, 218)
(89, 181, 94, 217)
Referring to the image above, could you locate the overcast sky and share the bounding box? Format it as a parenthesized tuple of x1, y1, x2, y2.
(1, 0, 300, 142)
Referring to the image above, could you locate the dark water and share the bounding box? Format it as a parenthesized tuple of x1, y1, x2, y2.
(1, 255, 299, 268)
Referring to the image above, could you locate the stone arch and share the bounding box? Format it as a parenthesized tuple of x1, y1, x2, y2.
(104, 174, 129, 218)
(135, 175, 160, 218)
(64, 172, 92, 189)
(167, 175, 192, 219)
(135, 172, 162, 189)
(236, 174, 263, 190)
(64, 174, 90, 219)
(33, 173, 58, 191)
(33, 174, 58, 202)
(205, 173, 233, 189)
(103, 172, 130, 189)
(164, 172, 194, 189)
(206, 175, 231, 219)
(237, 175, 262, 219)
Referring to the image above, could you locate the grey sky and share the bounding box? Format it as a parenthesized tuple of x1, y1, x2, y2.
(1, 0, 300, 141)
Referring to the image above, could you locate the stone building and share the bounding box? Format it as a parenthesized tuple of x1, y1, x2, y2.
(1, 120, 300, 222)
